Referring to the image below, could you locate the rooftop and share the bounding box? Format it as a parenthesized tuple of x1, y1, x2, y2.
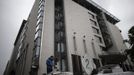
(73, 0, 120, 24)
(86, 0, 120, 22)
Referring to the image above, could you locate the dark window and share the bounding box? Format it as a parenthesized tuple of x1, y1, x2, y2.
(100, 46, 105, 51)
(94, 35, 102, 43)
(92, 27, 100, 34)
(88, 12, 95, 19)
(90, 19, 97, 26)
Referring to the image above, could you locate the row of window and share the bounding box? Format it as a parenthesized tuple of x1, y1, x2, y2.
(54, 1, 68, 71)
(32, 0, 45, 69)
(88, 12, 95, 19)
(92, 27, 100, 34)
(16, 23, 27, 60)
(89, 12, 105, 52)
(16, 44, 29, 75)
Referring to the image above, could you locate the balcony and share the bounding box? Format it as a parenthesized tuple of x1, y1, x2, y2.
(99, 53, 127, 65)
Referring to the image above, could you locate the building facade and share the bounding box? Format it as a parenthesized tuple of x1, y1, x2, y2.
(4, 0, 134, 75)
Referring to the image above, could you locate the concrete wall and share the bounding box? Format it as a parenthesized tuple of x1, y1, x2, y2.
(64, 0, 105, 72)
(38, 0, 54, 74)
(106, 21, 127, 53)
(23, 0, 128, 74)
(23, 0, 39, 75)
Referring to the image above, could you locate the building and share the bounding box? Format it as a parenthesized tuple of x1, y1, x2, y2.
(4, 0, 134, 75)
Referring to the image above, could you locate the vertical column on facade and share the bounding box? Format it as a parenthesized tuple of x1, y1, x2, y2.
(54, 0, 68, 72)
(31, 0, 45, 74)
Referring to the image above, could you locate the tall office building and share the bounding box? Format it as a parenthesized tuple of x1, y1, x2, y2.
(4, 0, 134, 75)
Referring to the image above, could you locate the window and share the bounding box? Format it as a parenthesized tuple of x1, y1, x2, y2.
(39, 1, 44, 9)
(39, 0, 45, 6)
(38, 6, 44, 14)
(20, 35, 25, 43)
(56, 13, 63, 18)
(56, 22, 63, 28)
(36, 17, 43, 26)
(92, 27, 100, 34)
(34, 46, 40, 56)
(36, 24, 42, 32)
(16, 43, 23, 60)
(56, 43, 65, 52)
(20, 24, 27, 37)
(61, 43, 64, 52)
(35, 30, 41, 39)
(90, 19, 97, 26)
(57, 43, 60, 52)
(34, 37, 41, 46)
(61, 59, 66, 71)
(19, 43, 23, 50)
(88, 12, 95, 19)
(94, 35, 102, 43)
(55, 31, 64, 42)
(100, 46, 105, 51)
(16, 51, 21, 60)
(37, 12, 43, 19)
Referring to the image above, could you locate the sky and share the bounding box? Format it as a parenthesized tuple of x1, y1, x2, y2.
(0, 0, 134, 74)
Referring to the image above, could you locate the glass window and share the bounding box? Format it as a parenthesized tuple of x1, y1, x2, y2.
(16, 51, 21, 60)
(34, 46, 40, 56)
(38, 6, 44, 14)
(21, 25, 27, 37)
(35, 37, 41, 46)
(39, 0, 45, 6)
(55, 7, 61, 11)
(35, 30, 42, 39)
(94, 35, 102, 43)
(90, 19, 97, 26)
(57, 13, 62, 17)
(36, 47, 40, 56)
(37, 12, 43, 19)
(36, 24, 42, 32)
(100, 46, 105, 51)
(56, 31, 64, 42)
(57, 43, 60, 52)
(39, 2, 44, 9)
(55, 24, 60, 30)
(88, 12, 95, 19)
(61, 59, 66, 71)
(20, 35, 25, 43)
(92, 27, 100, 34)
(19, 43, 23, 50)
(61, 43, 64, 52)
(36, 17, 43, 25)
(55, 22, 63, 28)
(59, 31, 64, 37)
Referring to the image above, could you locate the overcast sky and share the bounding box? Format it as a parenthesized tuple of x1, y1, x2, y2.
(0, 0, 134, 74)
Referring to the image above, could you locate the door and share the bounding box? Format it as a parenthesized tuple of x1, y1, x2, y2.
(72, 54, 83, 75)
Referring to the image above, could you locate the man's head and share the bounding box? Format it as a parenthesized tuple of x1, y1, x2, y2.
(50, 56, 54, 60)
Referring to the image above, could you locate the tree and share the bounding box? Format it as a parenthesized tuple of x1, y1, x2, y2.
(128, 26, 134, 45)
(127, 26, 134, 62)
